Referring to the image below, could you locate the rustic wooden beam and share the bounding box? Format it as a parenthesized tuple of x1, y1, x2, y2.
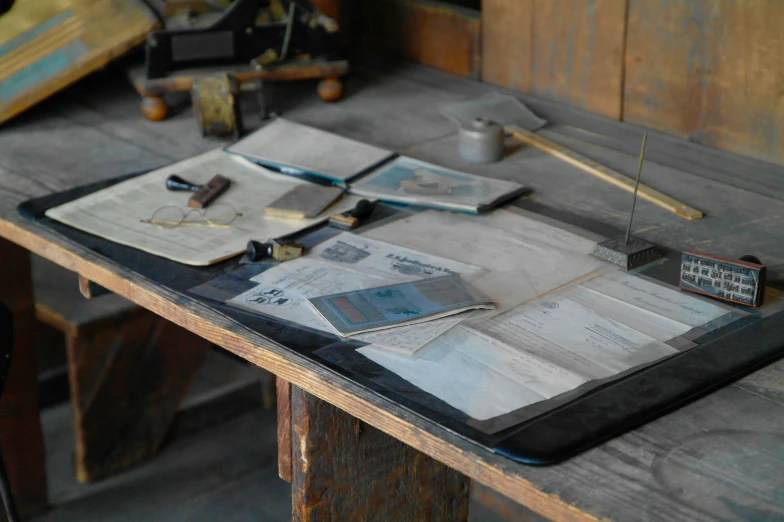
(360, 0, 482, 79)
(66, 312, 208, 482)
(290, 385, 469, 521)
(276, 377, 292, 483)
(0, 238, 48, 520)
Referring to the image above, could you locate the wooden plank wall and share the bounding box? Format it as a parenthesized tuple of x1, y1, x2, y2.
(483, 0, 628, 120)
(481, 0, 784, 165)
(358, 0, 482, 79)
(623, 0, 784, 166)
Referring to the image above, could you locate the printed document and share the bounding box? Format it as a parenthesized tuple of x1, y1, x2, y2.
(46, 149, 361, 265)
(309, 275, 494, 336)
(360, 269, 731, 420)
(227, 233, 487, 352)
(363, 208, 610, 311)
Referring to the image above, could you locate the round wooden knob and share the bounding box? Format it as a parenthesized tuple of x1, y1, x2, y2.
(317, 77, 344, 103)
(140, 95, 168, 121)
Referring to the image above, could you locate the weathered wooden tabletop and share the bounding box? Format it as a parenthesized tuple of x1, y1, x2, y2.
(1, 61, 783, 522)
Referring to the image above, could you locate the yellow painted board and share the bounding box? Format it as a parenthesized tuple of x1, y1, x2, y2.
(0, 0, 159, 124)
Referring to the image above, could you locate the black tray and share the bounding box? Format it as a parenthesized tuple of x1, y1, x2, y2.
(19, 173, 784, 465)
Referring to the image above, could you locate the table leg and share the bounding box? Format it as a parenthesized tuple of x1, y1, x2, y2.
(289, 385, 469, 521)
(0, 238, 47, 520)
(276, 377, 292, 483)
(66, 312, 208, 482)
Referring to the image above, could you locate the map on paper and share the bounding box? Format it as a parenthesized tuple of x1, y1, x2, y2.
(46, 149, 362, 265)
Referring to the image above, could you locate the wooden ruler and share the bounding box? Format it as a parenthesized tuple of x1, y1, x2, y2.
(508, 125, 704, 220)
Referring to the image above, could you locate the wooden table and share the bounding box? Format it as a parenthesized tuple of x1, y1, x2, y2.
(1, 61, 784, 522)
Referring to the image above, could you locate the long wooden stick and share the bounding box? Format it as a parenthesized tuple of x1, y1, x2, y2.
(508, 125, 703, 220)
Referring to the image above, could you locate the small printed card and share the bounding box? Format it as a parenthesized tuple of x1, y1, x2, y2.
(308, 275, 495, 337)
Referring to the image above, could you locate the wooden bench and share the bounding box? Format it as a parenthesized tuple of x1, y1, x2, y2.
(31, 256, 268, 483)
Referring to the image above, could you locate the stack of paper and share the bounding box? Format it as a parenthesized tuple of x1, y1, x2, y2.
(348, 157, 527, 213)
(225, 118, 395, 183)
(227, 232, 488, 354)
(359, 271, 734, 421)
(308, 275, 494, 337)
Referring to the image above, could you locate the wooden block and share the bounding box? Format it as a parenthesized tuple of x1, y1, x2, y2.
(276, 377, 292, 483)
(66, 311, 208, 482)
(0, 238, 47, 520)
(0, 0, 159, 124)
(189, 174, 231, 209)
(290, 385, 469, 521)
(680, 251, 766, 308)
(623, 0, 784, 165)
(482, 0, 627, 119)
(360, 0, 482, 79)
(265, 184, 343, 220)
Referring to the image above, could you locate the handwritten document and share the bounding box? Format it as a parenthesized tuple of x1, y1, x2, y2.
(46, 149, 361, 265)
(360, 268, 732, 420)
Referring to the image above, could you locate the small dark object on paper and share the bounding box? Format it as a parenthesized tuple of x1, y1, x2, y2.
(329, 199, 376, 230)
(246, 239, 303, 262)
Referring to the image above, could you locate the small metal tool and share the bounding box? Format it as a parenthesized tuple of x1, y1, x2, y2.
(166, 174, 231, 208)
(459, 118, 504, 163)
(329, 199, 376, 230)
(246, 238, 304, 262)
(590, 134, 662, 270)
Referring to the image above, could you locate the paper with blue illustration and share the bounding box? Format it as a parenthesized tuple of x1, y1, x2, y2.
(349, 156, 527, 213)
(309, 275, 495, 337)
(226, 233, 491, 353)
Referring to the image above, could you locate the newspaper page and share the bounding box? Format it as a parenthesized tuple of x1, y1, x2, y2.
(46, 149, 361, 265)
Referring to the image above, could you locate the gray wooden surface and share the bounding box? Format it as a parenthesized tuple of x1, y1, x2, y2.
(2, 61, 784, 521)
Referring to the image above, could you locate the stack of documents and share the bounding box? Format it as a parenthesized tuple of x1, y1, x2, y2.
(349, 157, 527, 213)
(308, 275, 494, 337)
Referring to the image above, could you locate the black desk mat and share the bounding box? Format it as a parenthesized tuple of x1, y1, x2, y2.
(19, 174, 784, 465)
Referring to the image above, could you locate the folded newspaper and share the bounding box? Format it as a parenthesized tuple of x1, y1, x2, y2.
(308, 275, 495, 337)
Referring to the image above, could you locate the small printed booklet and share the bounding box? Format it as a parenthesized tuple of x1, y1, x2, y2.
(308, 275, 495, 337)
(348, 156, 527, 213)
(225, 118, 395, 183)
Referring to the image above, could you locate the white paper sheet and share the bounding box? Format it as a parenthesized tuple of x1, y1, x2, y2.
(363, 209, 611, 311)
(46, 149, 362, 265)
(358, 269, 730, 420)
(225, 118, 394, 182)
(358, 343, 547, 421)
(581, 271, 729, 327)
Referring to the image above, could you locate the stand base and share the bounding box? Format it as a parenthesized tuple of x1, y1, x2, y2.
(591, 236, 661, 270)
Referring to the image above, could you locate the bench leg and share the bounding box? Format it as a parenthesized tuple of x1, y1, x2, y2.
(0, 238, 48, 520)
(289, 385, 469, 522)
(66, 312, 208, 482)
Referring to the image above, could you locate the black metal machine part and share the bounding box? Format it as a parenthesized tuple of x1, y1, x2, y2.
(144, 0, 341, 79)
